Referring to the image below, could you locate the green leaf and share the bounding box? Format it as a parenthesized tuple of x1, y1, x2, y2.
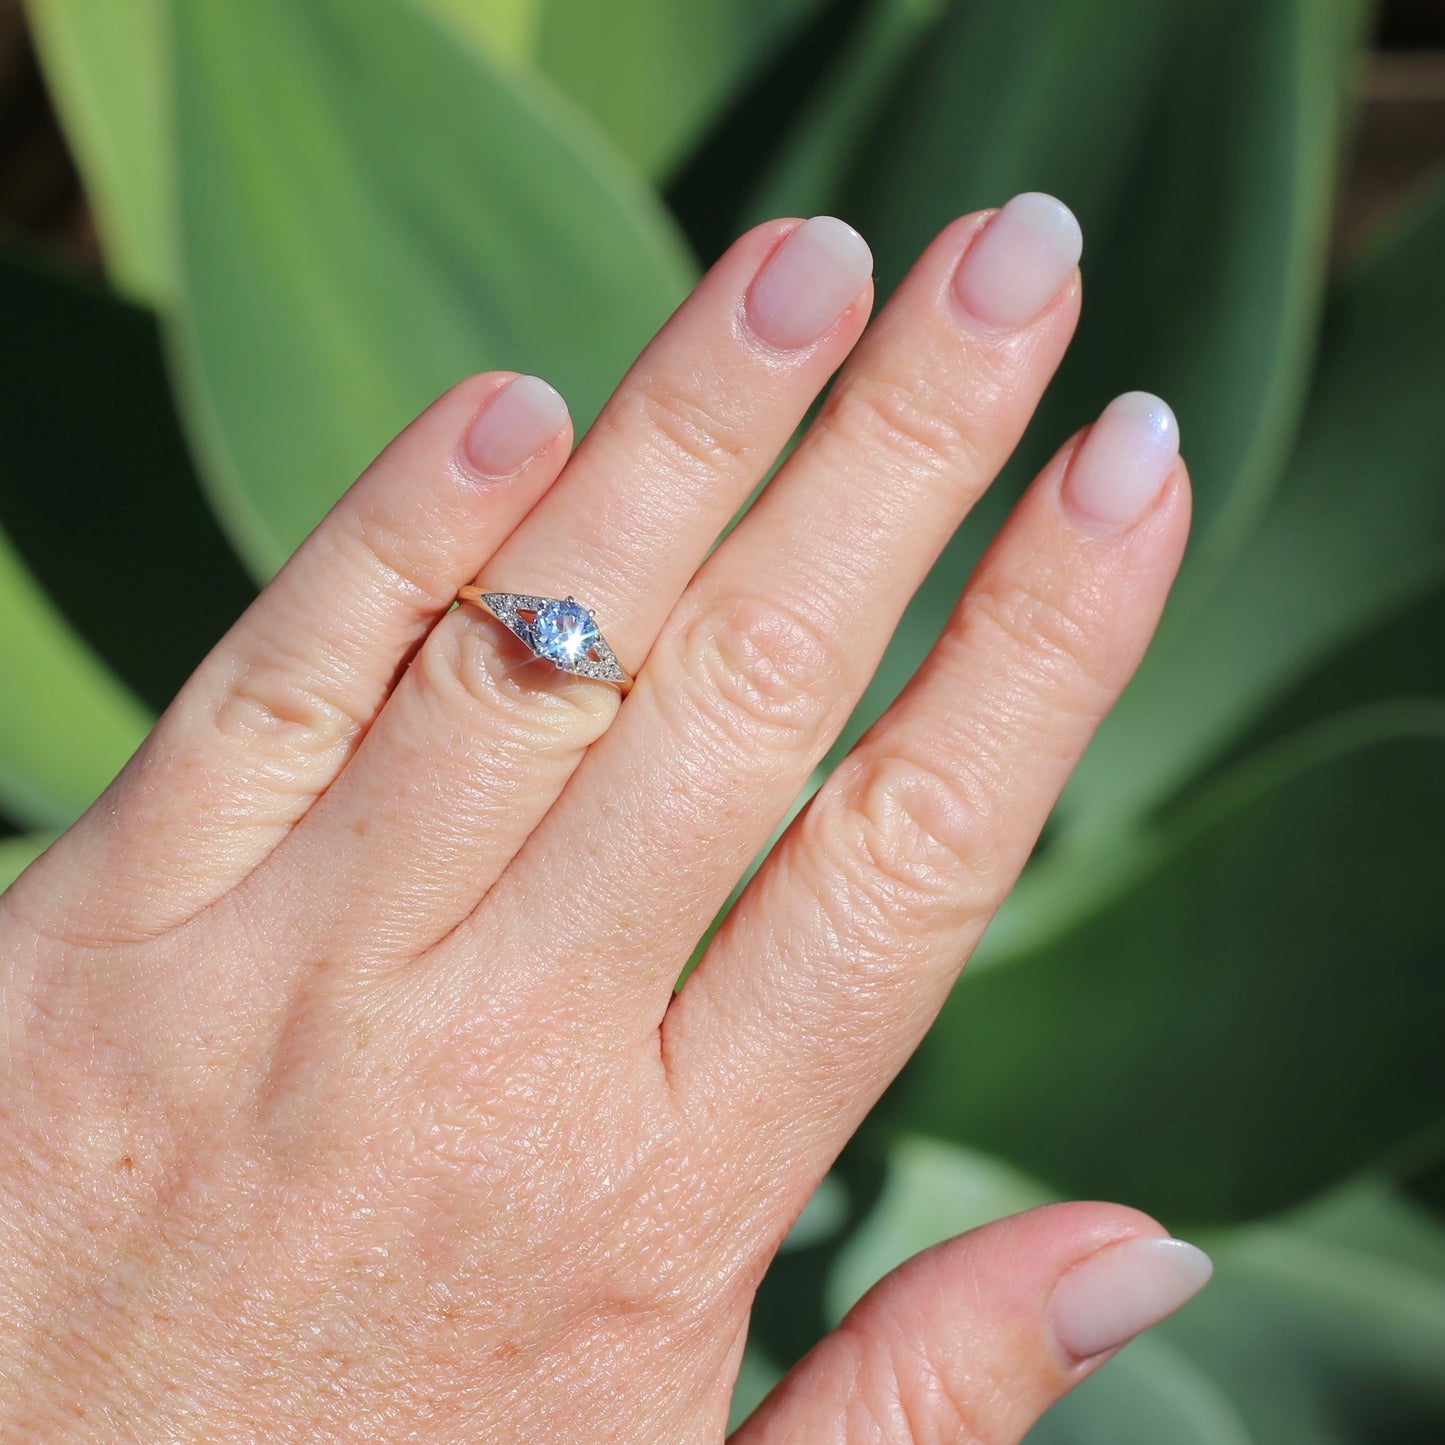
(0, 243, 246, 829)
(1035, 0, 1366, 588)
(1202, 576, 1445, 788)
(0, 834, 52, 894)
(1058, 171, 1445, 838)
(1404, 1149, 1445, 1225)
(727, 1345, 784, 1434)
(0, 242, 256, 831)
(1162, 1184, 1445, 1441)
(1284, 1175, 1445, 1288)
(1044, 1183, 1445, 1445)
(1028, 1338, 1254, 1445)
(24, 0, 170, 301)
(835, 0, 1181, 296)
(840, 0, 1361, 555)
(736, 0, 948, 229)
(0, 250, 255, 713)
(811, 0, 1183, 763)
(0, 519, 151, 829)
(168, 0, 695, 580)
(535, 0, 830, 181)
(778, 1171, 850, 1255)
(825, 1149, 1445, 1442)
(816, 0, 1363, 775)
(826, 1135, 1054, 1322)
(824, 1136, 1252, 1444)
(886, 703, 1445, 1222)
(410, 0, 541, 63)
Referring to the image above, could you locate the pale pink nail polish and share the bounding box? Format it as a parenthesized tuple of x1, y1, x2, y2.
(745, 215, 874, 350)
(952, 192, 1082, 330)
(1062, 391, 1180, 533)
(463, 374, 569, 476)
(1048, 1237, 1213, 1362)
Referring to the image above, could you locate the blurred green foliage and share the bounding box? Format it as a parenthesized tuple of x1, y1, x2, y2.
(5, 0, 1443, 1437)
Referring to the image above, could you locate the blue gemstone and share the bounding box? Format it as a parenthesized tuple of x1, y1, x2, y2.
(531, 598, 599, 666)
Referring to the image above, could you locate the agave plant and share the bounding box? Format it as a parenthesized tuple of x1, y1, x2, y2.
(3, 1, 1442, 1438)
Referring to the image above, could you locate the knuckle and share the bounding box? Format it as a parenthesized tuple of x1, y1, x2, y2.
(810, 751, 1002, 934)
(968, 574, 1116, 718)
(211, 648, 359, 761)
(888, 1334, 998, 1445)
(839, 1310, 997, 1445)
(631, 381, 753, 480)
(336, 506, 437, 608)
(416, 614, 616, 757)
(826, 371, 988, 479)
(666, 592, 839, 759)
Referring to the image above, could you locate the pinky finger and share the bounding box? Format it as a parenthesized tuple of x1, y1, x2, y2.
(730, 1202, 1212, 1444)
(15, 372, 570, 942)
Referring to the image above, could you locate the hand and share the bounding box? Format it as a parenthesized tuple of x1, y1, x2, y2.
(0, 195, 1207, 1442)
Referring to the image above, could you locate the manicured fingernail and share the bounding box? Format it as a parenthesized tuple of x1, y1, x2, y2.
(745, 215, 874, 350)
(463, 374, 569, 475)
(952, 192, 1082, 330)
(1048, 1237, 1213, 1362)
(1062, 391, 1180, 533)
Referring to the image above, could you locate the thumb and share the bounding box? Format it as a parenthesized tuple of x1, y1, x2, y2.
(730, 1201, 1212, 1444)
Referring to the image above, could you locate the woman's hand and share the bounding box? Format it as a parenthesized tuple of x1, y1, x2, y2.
(0, 196, 1208, 1442)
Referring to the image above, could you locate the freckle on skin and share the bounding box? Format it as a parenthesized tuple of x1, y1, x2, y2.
(352, 819, 368, 837)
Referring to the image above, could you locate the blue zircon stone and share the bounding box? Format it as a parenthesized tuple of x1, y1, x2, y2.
(531, 598, 599, 667)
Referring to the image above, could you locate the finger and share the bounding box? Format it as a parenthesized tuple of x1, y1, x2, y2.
(241, 216, 876, 961)
(731, 1203, 1212, 1444)
(22, 372, 572, 942)
(457, 195, 1082, 1035)
(668, 394, 1189, 1189)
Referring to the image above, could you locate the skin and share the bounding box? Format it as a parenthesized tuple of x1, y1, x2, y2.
(0, 212, 1190, 1442)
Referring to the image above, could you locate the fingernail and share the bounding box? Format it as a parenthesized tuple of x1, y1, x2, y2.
(745, 215, 874, 350)
(952, 192, 1082, 330)
(1061, 391, 1180, 533)
(463, 374, 569, 476)
(1048, 1237, 1213, 1362)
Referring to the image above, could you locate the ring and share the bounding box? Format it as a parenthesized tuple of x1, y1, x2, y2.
(456, 587, 634, 694)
